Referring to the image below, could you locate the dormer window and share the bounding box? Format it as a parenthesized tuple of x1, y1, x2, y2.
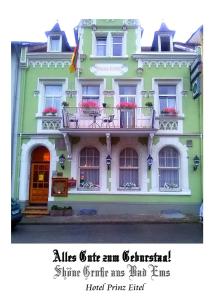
(48, 35, 62, 52)
(151, 23, 175, 52)
(159, 34, 173, 52)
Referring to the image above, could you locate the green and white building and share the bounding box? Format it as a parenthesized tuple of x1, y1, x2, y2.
(12, 19, 203, 216)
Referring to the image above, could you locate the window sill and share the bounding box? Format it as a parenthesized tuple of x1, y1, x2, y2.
(77, 187, 100, 192)
(117, 187, 141, 191)
(159, 188, 181, 192)
(90, 55, 129, 59)
(35, 114, 61, 119)
(156, 114, 185, 120)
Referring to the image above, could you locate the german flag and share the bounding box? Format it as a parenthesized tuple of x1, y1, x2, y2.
(69, 45, 78, 73)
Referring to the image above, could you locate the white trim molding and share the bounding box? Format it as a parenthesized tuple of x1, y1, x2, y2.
(150, 137, 190, 193)
(19, 138, 58, 201)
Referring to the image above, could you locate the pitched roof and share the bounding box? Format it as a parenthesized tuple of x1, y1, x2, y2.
(186, 25, 203, 45)
(151, 22, 175, 51)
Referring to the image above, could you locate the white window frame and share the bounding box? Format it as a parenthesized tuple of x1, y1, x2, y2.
(158, 34, 173, 52)
(153, 79, 183, 117)
(47, 35, 62, 52)
(158, 146, 180, 191)
(79, 147, 100, 190)
(150, 137, 190, 194)
(36, 79, 67, 133)
(92, 31, 126, 57)
(37, 79, 67, 116)
(158, 84, 177, 113)
(119, 148, 139, 189)
(77, 79, 104, 107)
(111, 33, 124, 56)
(95, 34, 108, 56)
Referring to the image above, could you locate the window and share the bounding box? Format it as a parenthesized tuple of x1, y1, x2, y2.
(112, 35, 123, 56)
(119, 85, 136, 128)
(44, 85, 62, 114)
(96, 36, 107, 56)
(119, 148, 139, 187)
(159, 146, 180, 190)
(94, 32, 125, 56)
(79, 147, 100, 187)
(81, 85, 100, 104)
(49, 36, 61, 52)
(159, 85, 176, 114)
(119, 85, 136, 102)
(160, 35, 171, 51)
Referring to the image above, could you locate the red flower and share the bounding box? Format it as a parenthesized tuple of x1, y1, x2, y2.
(80, 101, 99, 108)
(116, 102, 137, 109)
(162, 107, 177, 114)
(43, 107, 58, 114)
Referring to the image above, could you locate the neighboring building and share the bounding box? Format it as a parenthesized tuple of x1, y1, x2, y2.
(12, 20, 203, 216)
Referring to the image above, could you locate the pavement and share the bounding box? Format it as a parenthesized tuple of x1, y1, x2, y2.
(20, 213, 200, 225)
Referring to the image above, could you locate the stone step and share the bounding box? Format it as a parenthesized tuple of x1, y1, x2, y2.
(23, 206, 49, 216)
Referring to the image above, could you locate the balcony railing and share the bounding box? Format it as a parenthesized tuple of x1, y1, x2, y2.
(62, 106, 155, 130)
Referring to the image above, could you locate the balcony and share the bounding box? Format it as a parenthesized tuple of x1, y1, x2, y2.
(60, 106, 156, 134)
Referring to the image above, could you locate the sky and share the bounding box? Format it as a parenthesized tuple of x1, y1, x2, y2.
(6, 0, 206, 47)
(1, 1, 216, 299)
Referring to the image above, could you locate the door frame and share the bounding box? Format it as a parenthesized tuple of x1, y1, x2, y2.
(29, 161, 50, 204)
(19, 139, 57, 202)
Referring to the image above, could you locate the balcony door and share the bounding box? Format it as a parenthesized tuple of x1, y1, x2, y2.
(29, 146, 50, 204)
(119, 85, 136, 128)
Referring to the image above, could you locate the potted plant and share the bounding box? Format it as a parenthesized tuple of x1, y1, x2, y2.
(62, 101, 69, 107)
(50, 205, 73, 216)
(145, 101, 153, 107)
(43, 107, 58, 115)
(80, 100, 100, 114)
(116, 102, 137, 110)
(50, 205, 64, 216)
(161, 107, 177, 115)
(63, 206, 73, 216)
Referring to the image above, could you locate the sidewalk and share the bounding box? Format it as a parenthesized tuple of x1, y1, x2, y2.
(20, 213, 200, 225)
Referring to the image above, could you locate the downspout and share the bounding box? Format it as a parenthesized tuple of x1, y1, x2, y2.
(15, 50, 28, 199)
(11, 45, 21, 198)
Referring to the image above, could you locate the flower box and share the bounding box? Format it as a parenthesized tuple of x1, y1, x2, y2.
(116, 102, 137, 109)
(80, 100, 100, 114)
(161, 107, 177, 115)
(43, 107, 58, 115)
(50, 205, 73, 216)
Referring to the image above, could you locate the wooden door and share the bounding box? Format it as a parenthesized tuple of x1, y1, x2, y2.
(29, 162, 50, 204)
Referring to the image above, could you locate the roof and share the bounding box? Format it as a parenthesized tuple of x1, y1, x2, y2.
(45, 22, 72, 52)
(151, 22, 175, 51)
(12, 23, 72, 53)
(186, 25, 203, 45)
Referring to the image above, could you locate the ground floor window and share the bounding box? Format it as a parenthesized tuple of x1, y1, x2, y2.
(159, 146, 180, 190)
(119, 148, 139, 188)
(79, 147, 100, 188)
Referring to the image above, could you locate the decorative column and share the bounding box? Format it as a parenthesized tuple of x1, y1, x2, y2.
(63, 133, 72, 160)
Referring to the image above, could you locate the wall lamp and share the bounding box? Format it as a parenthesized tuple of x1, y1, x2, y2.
(147, 154, 153, 170)
(106, 155, 112, 170)
(193, 155, 200, 171)
(59, 154, 66, 169)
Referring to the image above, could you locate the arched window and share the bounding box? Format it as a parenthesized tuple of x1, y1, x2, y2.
(79, 147, 100, 187)
(159, 146, 180, 190)
(119, 148, 138, 188)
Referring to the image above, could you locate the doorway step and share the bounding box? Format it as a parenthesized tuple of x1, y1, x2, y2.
(23, 205, 49, 216)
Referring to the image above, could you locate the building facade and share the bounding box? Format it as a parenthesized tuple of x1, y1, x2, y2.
(12, 19, 203, 216)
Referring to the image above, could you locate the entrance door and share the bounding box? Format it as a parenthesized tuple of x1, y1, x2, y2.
(29, 146, 50, 204)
